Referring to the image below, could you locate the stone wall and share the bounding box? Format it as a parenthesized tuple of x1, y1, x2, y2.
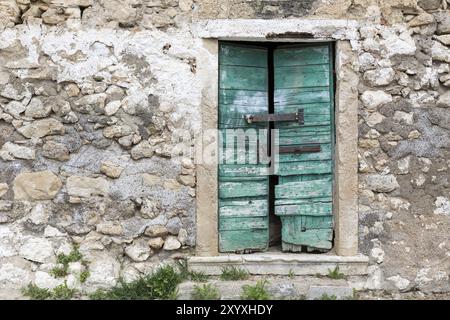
(0, 0, 449, 295)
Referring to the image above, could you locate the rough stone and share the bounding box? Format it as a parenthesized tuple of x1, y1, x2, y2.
(361, 91, 393, 110)
(163, 236, 181, 251)
(418, 0, 441, 11)
(34, 271, 64, 289)
(0, 260, 32, 290)
(25, 98, 51, 119)
(85, 253, 120, 289)
(125, 240, 151, 262)
(364, 68, 395, 86)
(307, 286, 354, 300)
(365, 112, 385, 127)
(66, 176, 109, 198)
(100, 161, 124, 179)
(370, 247, 385, 264)
(436, 35, 450, 45)
(364, 174, 400, 193)
(104, 101, 121, 116)
(408, 12, 435, 27)
(431, 41, 450, 63)
(434, 197, 450, 215)
(19, 238, 54, 263)
(0, 142, 35, 160)
(28, 203, 49, 225)
(387, 275, 410, 291)
(96, 222, 123, 236)
(437, 91, 450, 107)
(103, 125, 133, 139)
(148, 237, 165, 250)
(13, 170, 62, 200)
(166, 217, 182, 235)
(144, 225, 169, 237)
(131, 141, 154, 160)
(0, 184, 8, 198)
(435, 11, 450, 35)
(17, 119, 65, 139)
(42, 141, 70, 161)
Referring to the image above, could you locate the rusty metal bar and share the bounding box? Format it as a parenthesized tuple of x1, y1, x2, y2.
(244, 108, 304, 125)
(278, 145, 321, 154)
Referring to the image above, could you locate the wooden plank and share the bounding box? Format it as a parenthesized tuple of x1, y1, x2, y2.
(219, 199, 268, 217)
(275, 179, 332, 199)
(274, 88, 330, 105)
(275, 202, 332, 216)
(275, 103, 331, 115)
(275, 65, 330, 89)
(219, 180, 268, 199)
(219, 164, 269, 177)
(220, 89, 268, 106)
(219, 216, 268, 231)
(281, 216, 333, 249)
(219, 229, 268, 252)
(278, 174, 332, 184)
(275, 196, 332, 206)
(220, 65, 267, 91)
(277, 133, 331, 145)
(219, 104, 267, 116)
(274, 46, 329, 67)
(275, 160, 332, 176)
(220, 43, 267, 67)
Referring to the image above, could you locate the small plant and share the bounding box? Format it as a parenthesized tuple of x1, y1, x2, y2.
(344, 288, 358, 300)
(22, 283, 52, 300)
(175, 259, 190, 281)
(220, 266, 249, 281)
(190, 271, 209, 282)
(319, 293, 337, 300)
(22, 282, 76, 300)
(51, 246, 85, 278)
(288, 269, 295, 279)
(327, 266, 345, 280)
(241, 280, 271, 300)
(79, 270, 90, 283)
(52, 283, 76, 300)
(57, 245, 83, 266)
(89, 265, 182, 300)
(50, 266, 68, 278)
(191, 284, 220, 300)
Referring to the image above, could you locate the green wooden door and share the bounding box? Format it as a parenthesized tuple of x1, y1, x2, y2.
(218, 43, 270, 252)
(273, 44, 334, 252)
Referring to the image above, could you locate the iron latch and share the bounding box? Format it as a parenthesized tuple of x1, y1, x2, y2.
(278, 145, 321, 154)
(244, 109, 304, 125)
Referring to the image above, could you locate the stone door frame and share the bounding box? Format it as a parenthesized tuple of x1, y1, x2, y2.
(195, 19, 360, 257)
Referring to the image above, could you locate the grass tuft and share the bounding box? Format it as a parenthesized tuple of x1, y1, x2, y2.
(220, 266, 249, 281)
(191, 284, 220, 300)
(22, 284, 52, 300)
(318, 293, 337, 300)
(327, 266, 345, 280)
(89, 265, 182, 300)
(22, 282, 76, 300)
(240, 280, 271, 300)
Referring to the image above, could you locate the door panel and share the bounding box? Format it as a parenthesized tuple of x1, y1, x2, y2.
(274, 44, 334, 252)
(218, 43, 270, 253)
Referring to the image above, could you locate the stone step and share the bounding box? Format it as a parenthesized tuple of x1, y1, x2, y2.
(188, 253, 369, 276)
(177, 277, 359, 300)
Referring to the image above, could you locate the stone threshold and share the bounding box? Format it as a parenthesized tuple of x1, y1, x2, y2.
(188, 253, 369, 276)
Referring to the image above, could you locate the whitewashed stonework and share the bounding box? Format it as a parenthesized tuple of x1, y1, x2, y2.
(0, 0, 449, 296)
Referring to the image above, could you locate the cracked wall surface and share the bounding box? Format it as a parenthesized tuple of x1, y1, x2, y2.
(0, 0, 449, 295)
